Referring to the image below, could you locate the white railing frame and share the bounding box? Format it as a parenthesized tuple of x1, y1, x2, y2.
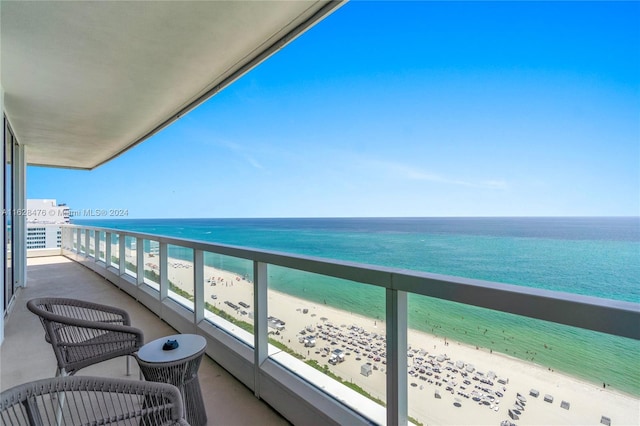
(61, 224, 640, 426)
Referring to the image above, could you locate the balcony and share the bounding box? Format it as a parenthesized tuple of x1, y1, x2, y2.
(4, 3, 636, 424)
(2, 225, 638, 425)
(1, 255, 288, 426)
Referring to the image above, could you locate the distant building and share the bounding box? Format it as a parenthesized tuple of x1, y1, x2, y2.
(26, 199, 70, 249)
(26, 199, 70, 224)
(149, 240, 159, 256)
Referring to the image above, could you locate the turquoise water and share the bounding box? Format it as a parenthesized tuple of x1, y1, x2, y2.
(77, 217, 640, 395)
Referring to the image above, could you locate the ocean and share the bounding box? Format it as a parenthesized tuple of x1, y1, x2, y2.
(76, 217, 640, 396)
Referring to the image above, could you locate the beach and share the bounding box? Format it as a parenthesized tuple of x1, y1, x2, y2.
(137, 251, 639, 425)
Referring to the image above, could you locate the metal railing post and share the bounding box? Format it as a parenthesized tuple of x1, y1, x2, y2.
(119, 234, 126, 275)
(136, 237, 144, 285)
(105, 232, 112, 266)
(84, 229, 90, 257)
(386, 286, 408, 426)
(94, 231, 100, 263)
(194, 249, 204, 325)
(254, 261, 268, 398)
(159, 242, 168, 301)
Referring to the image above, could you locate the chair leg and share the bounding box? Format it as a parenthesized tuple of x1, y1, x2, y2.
(55, 390, 66, 426)
(126, 355, 131, 376)
(55, 370, 69, 426)
(54, 366, 68, 378)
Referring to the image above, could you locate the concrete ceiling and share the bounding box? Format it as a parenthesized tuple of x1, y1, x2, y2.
(1, 1, 343, 169)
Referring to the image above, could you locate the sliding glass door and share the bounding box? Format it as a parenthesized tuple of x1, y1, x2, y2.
(4, 116, 14, 312)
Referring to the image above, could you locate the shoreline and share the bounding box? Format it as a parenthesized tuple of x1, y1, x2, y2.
(136, 252, 639, 425)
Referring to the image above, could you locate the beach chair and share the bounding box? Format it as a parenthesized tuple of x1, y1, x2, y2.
(0, 375, 189, 425)
(27, 297, 144, 377)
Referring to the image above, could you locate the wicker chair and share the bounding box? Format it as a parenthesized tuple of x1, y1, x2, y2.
(0, 375, 189, 425)
(27, 298, 144, 377)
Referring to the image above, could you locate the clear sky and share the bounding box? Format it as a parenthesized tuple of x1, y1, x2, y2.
(27, 1, 640, 219)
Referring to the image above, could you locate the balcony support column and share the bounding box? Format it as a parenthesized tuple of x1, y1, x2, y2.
(194, 249, 204, 326)
(386, 285, 408, 426)
(253, 261, 268, 398)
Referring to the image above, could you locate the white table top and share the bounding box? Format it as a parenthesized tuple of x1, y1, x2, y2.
(138, 334, 206, 363)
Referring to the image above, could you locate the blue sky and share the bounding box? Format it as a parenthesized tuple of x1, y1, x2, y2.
(27, 1, 640, 218)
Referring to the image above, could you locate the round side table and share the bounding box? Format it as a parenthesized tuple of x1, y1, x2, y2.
(137, 334, 207, 426)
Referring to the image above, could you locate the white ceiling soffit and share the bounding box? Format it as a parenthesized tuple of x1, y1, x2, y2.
(1, 1, 344, 170)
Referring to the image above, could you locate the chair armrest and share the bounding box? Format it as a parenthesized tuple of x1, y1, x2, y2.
(49, 315, 144, 343)
(28, 297, 133, 325)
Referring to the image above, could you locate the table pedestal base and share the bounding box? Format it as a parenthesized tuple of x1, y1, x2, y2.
(138, 347, 207, 426)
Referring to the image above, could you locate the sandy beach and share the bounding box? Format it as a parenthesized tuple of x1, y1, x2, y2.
(135, 251, 639, 425)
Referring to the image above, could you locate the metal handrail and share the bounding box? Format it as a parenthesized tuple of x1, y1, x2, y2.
(61, 224, 639, 340)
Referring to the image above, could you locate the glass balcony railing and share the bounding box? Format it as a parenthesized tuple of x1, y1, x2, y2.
(61, 224, 640, 426)
(203, 252, 255, 346)
(142, 239, 160, 290)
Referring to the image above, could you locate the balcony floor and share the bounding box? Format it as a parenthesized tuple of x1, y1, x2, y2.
(1, 256, 290, 426)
